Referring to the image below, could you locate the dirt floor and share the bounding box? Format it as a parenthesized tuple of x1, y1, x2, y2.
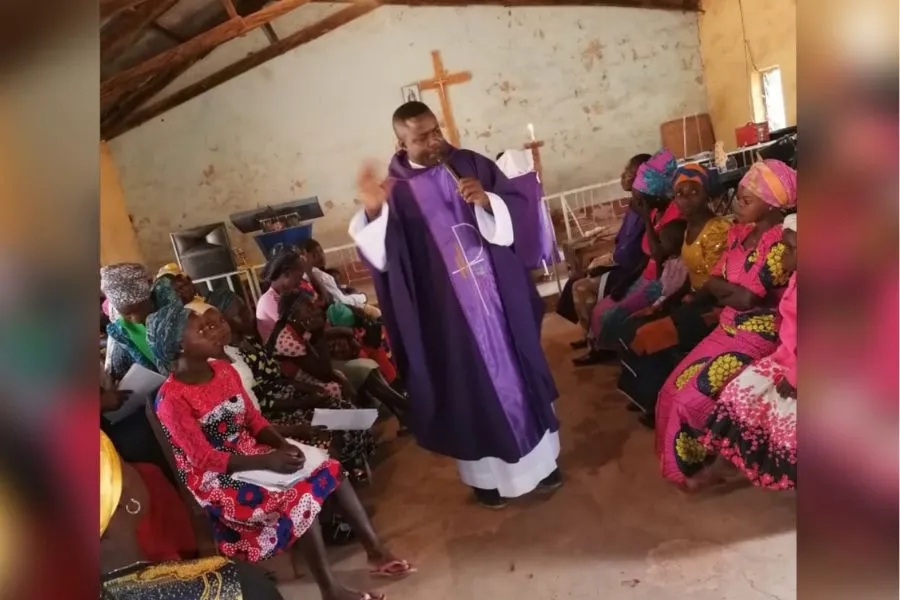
(278, 314, 796, 600)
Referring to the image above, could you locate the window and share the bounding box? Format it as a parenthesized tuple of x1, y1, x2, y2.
(760, 66, 787, 132)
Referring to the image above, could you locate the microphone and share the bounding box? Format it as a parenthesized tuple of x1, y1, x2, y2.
(440, 158, 462, 186)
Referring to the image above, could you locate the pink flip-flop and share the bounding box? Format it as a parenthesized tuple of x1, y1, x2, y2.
(369, 559, 416, 578)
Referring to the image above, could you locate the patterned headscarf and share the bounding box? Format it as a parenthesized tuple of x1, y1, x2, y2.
(673, 163, 711, 194)
(100, 263, 150, 316)
(739, 159, 797, 208)
(206, 287, 238, 313)
(633, 149, 677, 198)
(783, 213, 797, 232)
(150, 276, 181, 309)
(100, 431, 122, 537)
(146, 302, 191, 373)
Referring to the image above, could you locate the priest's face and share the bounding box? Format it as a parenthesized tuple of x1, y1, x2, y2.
(397, 112, 447, 167)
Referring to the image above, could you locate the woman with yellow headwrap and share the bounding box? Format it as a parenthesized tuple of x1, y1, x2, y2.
(101, 431, 285, 600)
(653, 159, 797, 487)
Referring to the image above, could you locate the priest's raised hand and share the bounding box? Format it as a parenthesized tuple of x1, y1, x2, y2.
(356, 160, 393, 220)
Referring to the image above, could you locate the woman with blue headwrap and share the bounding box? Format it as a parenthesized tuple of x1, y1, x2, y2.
(146, 299, 415, 593)
(574, 149, 686, 366)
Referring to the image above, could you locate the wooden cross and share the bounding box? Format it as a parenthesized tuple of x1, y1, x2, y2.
(418, 50, 471, 148)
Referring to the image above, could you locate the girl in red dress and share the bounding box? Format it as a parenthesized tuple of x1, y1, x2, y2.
(147, 303, 414, 600)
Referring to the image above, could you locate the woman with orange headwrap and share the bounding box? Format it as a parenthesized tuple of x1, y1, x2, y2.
(617, 163, 731, 425)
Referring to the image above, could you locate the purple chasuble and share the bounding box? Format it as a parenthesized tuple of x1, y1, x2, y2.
(362, 148, 559, 463)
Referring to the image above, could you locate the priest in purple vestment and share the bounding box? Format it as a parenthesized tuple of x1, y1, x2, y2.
(349, 101, 561, 509)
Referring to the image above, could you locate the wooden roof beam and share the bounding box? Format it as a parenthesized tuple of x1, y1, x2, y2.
(105, 2, 379, 139)
(101, 0, 318, 109)
(101, 0, 153, 19)
(317, 0, 698, 9)
(101, 0, 180, 58)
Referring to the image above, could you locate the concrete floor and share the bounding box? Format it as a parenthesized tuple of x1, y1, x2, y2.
(279, 314, 796, 600)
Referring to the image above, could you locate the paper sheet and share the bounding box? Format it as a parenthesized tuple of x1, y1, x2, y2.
(232, 440, 330, 491)
(102, 363, 167, 424)
(311, 408, 379, 431)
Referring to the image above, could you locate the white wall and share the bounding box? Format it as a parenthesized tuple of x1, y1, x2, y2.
(110, 4, 707, 269)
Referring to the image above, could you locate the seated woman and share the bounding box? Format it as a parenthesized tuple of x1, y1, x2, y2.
(692, 214, 797, 491)
(301, 239, 396, 383)
(557, 153, 650, 347)
(574, 148, 682, 366)
(101, 262, 179, 468)
(101, 430, 285, 600)
(102, 263, 168, 381)
(654, 159, 797, 486)
(256, 250, 316, 344)
(301, 238, 381, 318)
(155, 262, 206, 308)
(205, 288, 376, 482)
(146, 303, 414, 600)
(617, 164, 732, 424)
(574, 218, 688, 367)
(270, 290, 411, 427)
(102, 384, 197, 560)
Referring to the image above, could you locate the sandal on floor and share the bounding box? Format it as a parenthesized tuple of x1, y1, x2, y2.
(369, 559, 416, 578)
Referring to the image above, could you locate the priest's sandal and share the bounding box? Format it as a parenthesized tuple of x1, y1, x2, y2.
(535, 468, 563, 493)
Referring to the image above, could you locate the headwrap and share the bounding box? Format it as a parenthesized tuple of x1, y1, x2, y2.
(185, 300, 214, 315)
(783, 213, 797, 232)
(739, 159, 797, 208)
(146, 302, 191, 373)
(150, 276, 181, 309)
(100, 431, 122, 537)
(326, 303, 355, 327)
(155, 263, 184, 281)
(100, 263, 150, 316)
(673, 163, 711, 194)
(207, 287, 238, 313)
(632, 149, 677, 198)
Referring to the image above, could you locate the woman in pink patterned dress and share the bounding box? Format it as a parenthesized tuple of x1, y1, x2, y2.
(696, 214, 797, 490)
(654, 160, 797, 486)
(147, 303, 414, 600)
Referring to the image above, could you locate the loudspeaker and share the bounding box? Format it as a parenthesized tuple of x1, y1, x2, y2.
(170, 222, 237, 280)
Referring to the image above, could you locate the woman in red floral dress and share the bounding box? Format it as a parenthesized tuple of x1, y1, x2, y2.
(147, 303, 414, 600)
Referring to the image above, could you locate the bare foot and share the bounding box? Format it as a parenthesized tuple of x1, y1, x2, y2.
(682, 467, 725, 493)
(324, 586, 385, 600)
(367, 552, 416, 578)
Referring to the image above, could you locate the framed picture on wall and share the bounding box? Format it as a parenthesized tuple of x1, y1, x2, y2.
(400, 84, 421, 103)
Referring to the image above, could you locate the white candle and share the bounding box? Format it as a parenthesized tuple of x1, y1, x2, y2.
(527, 123, 536, 142)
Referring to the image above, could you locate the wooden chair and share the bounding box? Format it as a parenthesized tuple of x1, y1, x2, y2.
(145, 397, 297, 581)
(144, 398, 219, 558)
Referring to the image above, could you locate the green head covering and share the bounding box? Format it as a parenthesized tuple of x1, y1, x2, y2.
(326, 303, 355, 327)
